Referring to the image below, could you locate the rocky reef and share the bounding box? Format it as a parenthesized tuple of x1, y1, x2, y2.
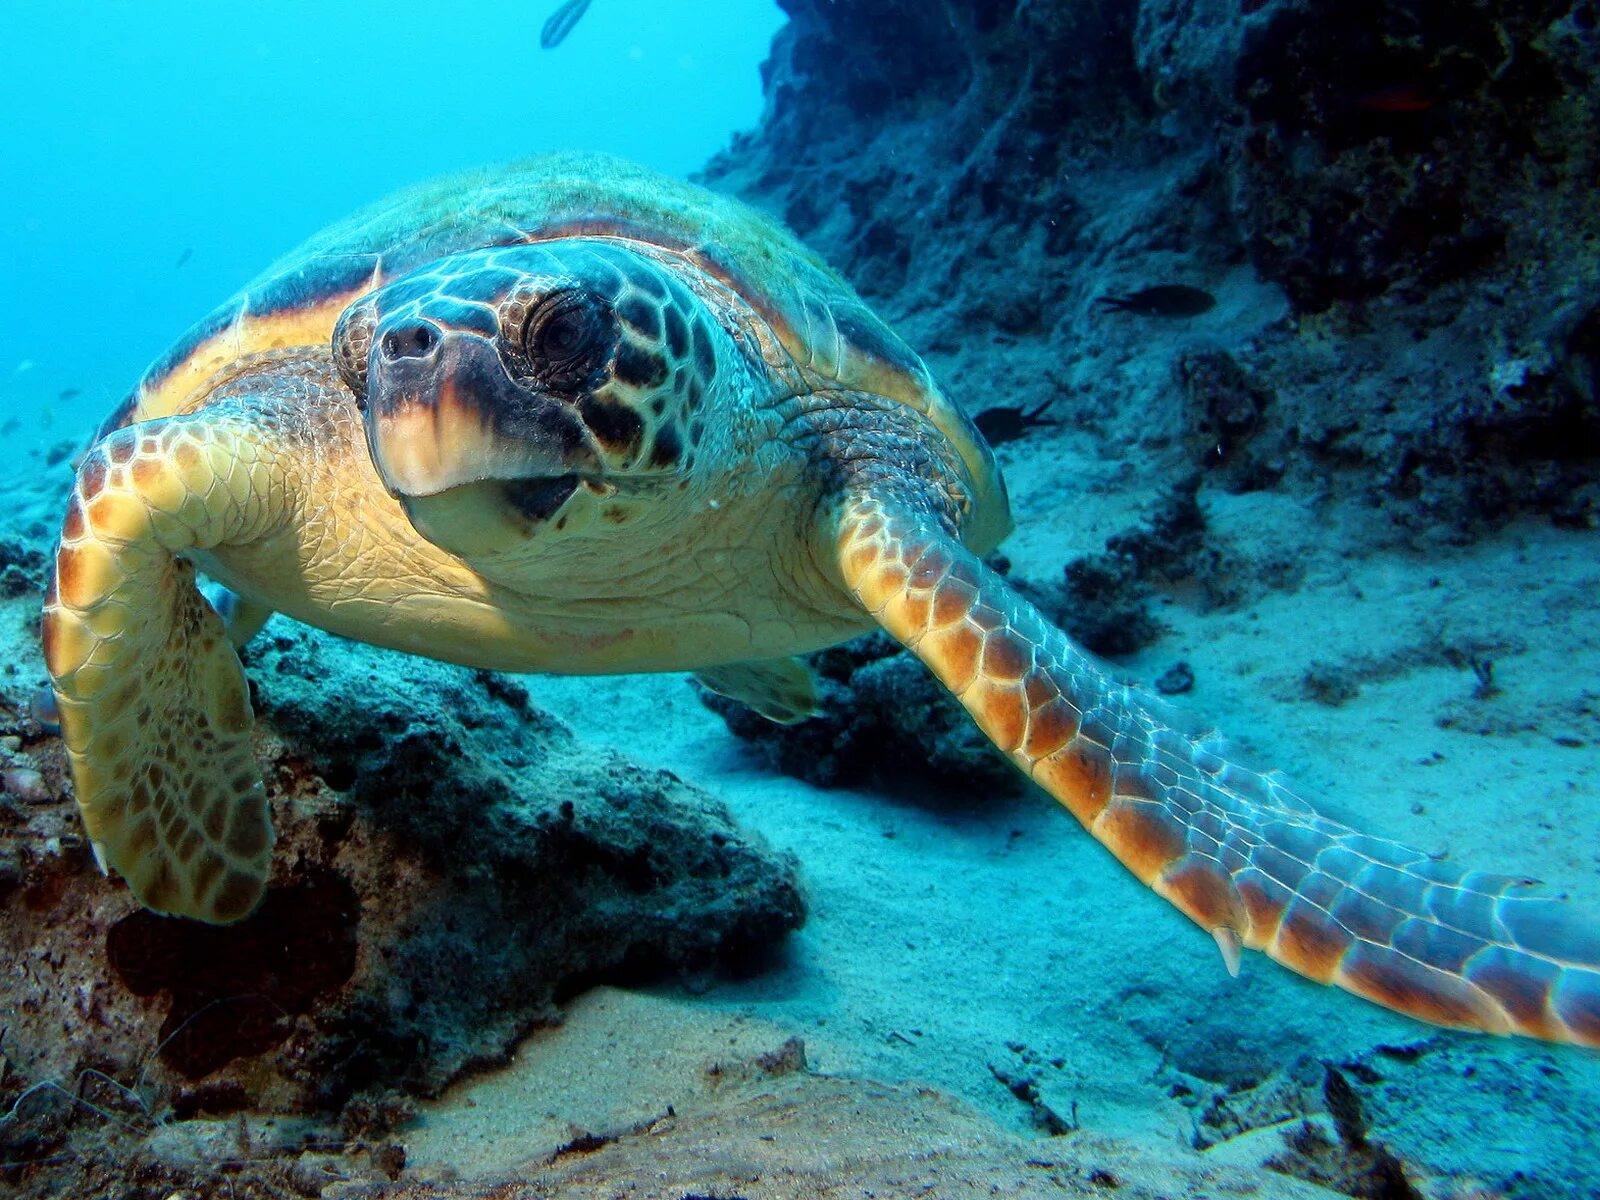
(4, 2, 1600, 1196)
(699, 0, 1600, 800)
(706, 0, 1600, 533)
(0, 522, 804, 1191)
(698, 631, 1018, 793)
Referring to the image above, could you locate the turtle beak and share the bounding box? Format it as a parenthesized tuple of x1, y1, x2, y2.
(362, 320, 602, 496)
(363, 320, 604, 557)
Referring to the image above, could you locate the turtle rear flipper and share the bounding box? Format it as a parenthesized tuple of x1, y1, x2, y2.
(199, 580, 275, 648)
(834, 492, 1600, 1046)
(695, 657, 821, 725)
(43, 405, 291, 923)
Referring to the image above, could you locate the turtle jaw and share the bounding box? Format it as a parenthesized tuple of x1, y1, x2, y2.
(362, 326, 605, 558)
(398, 477, 595, 561)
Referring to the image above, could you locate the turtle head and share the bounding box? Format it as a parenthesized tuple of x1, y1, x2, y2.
(333, 241, 719, 560)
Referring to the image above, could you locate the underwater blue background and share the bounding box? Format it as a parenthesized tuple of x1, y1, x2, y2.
(0, 0, 782, 432)
(1, 2, 1598, 1195)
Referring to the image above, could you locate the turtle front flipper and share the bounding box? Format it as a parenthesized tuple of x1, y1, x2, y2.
(43, 404, 293, 923)
(833, 492, 1600, 1046)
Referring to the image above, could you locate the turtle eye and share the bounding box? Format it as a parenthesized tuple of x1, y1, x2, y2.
(520, 290, 613, 392)
(332, 300, 377, 403)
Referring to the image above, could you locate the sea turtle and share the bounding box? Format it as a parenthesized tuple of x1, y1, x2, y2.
(43, 153, 1599, 1046)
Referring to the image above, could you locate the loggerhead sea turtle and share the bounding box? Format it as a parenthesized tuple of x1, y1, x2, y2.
(43, 153, 1599, 1046)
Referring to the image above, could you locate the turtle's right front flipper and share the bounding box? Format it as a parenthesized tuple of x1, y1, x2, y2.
(833, 491, 1600, 1046)
(43, 403, 293, 923)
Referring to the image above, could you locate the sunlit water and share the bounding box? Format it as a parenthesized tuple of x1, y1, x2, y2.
(0, 0, 783, 441)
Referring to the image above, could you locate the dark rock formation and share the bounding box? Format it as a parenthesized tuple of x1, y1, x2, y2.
(704, 0, 1600, 534)
(0, 539, 46, 599)
(1216, 0, 1594, 312)
(0, 612, 803, 1170)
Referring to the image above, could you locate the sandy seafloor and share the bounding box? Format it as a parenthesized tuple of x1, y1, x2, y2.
(5, 345, 1598, 1197)
(517, 479, 1600, 1194)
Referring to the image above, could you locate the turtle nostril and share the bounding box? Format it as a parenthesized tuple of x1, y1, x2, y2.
(380, 321, 441, 361)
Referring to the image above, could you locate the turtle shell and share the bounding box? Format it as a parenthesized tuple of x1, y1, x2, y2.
(106, 152, 1010, 551)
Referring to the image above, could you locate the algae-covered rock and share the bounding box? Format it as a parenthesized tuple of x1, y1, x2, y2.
(709, 0, 1600, 537)
(0, 587, 803, 1149)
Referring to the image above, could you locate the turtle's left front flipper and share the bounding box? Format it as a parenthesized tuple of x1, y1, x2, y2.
(42, 402, 293, 923)
(833, 492, 1600, 1046)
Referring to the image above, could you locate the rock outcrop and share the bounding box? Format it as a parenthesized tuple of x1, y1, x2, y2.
(1, 554, 803, 1171)
(704, 0, 1600, 531)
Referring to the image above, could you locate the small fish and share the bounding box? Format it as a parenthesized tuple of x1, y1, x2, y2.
(540, 0, 593, 49)
(0, 418, 17, 436)
(58, 387, 81, 400)
(175, 247, 193, 269)
(974, 402, 1058, 446)
(1096, 285, 1216, 318)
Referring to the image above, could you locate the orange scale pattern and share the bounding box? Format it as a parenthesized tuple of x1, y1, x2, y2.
(836, 494, 1600, 1046)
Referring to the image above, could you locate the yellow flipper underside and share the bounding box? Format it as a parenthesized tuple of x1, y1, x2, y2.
(695, 657, 822, 725)
(836, 493, 1600, 1046)
(42, 406, 287, 922)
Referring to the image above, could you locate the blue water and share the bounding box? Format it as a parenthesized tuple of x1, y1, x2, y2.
(0, 0, 782, 432)
(4, 5, 1598, 1196)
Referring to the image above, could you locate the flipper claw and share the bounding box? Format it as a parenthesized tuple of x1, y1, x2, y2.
(1213, 926, 1243, 979)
